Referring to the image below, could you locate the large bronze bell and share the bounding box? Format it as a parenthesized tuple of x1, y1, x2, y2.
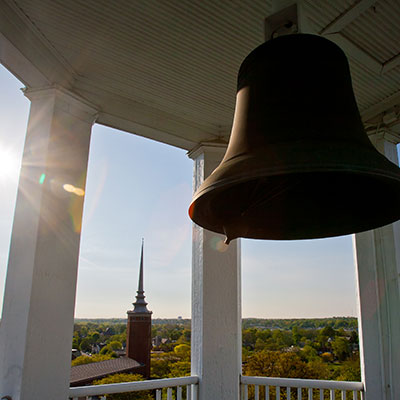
(189, 34, 400, 243)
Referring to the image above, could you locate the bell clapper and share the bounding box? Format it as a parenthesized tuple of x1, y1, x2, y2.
(223, 226, 232, 245)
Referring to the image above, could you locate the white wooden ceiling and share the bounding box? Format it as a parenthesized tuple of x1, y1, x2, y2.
(1, 0, 399, 150)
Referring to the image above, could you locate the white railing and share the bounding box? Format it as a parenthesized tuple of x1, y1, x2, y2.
(69, 376, 199, 400)
(241, 376, 364, 400)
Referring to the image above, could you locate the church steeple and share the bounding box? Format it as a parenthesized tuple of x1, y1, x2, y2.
(126, 239, 152, 378)
(132, 239, 151, 314)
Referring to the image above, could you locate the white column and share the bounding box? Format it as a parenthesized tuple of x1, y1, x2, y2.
(0, 87, 97, 400)
(188, 143, 242, 400)
(354, 132, 400, 400)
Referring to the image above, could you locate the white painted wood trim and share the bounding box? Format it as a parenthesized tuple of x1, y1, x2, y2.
(0, 88, 97, 400)
(320, 0, 377, 35)
(190, 145, 242, 400)
(69, 376, 199, 397)
(241, 376, 363, 391)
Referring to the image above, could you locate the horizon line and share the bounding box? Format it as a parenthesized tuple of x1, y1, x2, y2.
(74, 315, 357, 320)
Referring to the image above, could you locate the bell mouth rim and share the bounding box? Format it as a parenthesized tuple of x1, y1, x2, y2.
(192, 162, 400, 206)
(191, 142, 400, 204)
(189, 142, 400, 240)
(189, 165, 400, 241)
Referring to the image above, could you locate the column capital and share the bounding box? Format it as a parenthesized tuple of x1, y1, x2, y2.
(23, 85, 99, 124)
(187, 141, 227, 160)
(368, 129, 400, 146)
(366, 128, 399, 165)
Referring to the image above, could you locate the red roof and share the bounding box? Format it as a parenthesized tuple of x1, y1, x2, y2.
(70, 357, 142, 386)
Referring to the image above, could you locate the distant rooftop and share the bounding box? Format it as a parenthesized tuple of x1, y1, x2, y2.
(70, 357, 142, 387)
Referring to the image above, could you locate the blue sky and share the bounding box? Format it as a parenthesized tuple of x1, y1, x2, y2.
(0, 64, 358, 319)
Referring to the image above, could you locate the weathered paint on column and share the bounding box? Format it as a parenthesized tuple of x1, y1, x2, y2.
(0, 87, 97, 400)
(189, 143, 242, 400)
(354, 133, 400, 400)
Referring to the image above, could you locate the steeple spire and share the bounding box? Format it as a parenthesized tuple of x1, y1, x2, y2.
(132, 238, 151, 313)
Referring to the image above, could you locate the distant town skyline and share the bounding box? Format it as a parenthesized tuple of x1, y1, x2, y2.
(0, 64, 358, 320)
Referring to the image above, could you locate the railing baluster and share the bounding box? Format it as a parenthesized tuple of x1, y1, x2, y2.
(167, 387, 172, 400)
(244, 384, 249, 400)
(239, 376, 363, 400)
(255, 384, 259, 400)
(69, 376, 199, 399)
(72, 376, 364, 400)
(193, 384, 198, 400)
(297, 387, 302, 400)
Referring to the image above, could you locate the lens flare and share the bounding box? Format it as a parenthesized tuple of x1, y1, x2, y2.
(39, 173, 46, 184)
(73, 188, 85, 196)
(210, 236, 229, 253)
(63, 183, 85, 196)
(0, 147, 18, 179)
(63, 183, 75, 193)
(66, 174, 87, 234)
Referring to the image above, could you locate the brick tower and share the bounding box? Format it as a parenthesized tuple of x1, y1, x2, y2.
(126, 239, 152, 378)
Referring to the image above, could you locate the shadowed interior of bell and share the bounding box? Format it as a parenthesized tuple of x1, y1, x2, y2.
(189, 172, 400, 243)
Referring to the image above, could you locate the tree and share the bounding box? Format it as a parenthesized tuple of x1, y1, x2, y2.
(243, 328, 257, 349)
(255, 338, 267, 351)
(169, 361, 191, 377)
(292, 326, 301, 345)
(349, 330, 359, 345)
(336, 355, 361, 381)
(332, 337, 351, 361)
(80, 338, 91, 353)
(109, 340, 123, 350)
(244, 348, 327, 400)
(320, 326, 336, 338)
(72, 337, 80, 349)
(275, 352, 310, 379)
(71, 354, 113, 366)
(93, 374, 152, 400)
(173, 344, 190, 360)
(151, 354, 176, 379)
(306, 359, 331, 380)
(272, 330, 285, 348)
(321, 352, 334, 362)
(256, 329, 271, 342)
(100, 346, 118, 357)
(90, 332, 100, 344)
(301, 345, 318, 362)
(243, 351, 280, 377)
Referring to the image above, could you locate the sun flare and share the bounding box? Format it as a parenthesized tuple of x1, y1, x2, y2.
(0, 147, 19, 179)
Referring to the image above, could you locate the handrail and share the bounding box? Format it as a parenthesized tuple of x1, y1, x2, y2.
(241, 375, 364, 391)
(70, 374, 363, 398)
(69, 375, 199, 397)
